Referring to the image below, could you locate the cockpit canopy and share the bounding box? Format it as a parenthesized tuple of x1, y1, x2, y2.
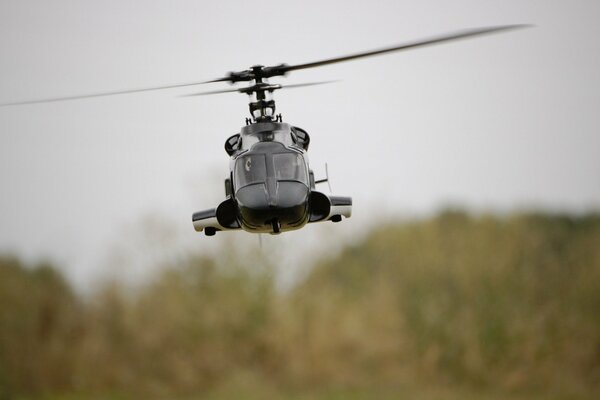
(234, 145, 308, 188)
(235, 154, 267, 186)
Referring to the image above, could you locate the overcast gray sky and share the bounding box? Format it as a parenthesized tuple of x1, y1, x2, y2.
(1, 0, 599, 288)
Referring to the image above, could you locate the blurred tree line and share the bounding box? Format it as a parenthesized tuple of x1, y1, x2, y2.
(1, 211, 599, 399)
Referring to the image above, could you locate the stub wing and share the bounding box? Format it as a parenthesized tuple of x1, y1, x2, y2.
(307, 192, 352, 224)
(192, 208, 221, 232)
(192, 198, 241, 236)
(327, 195, 353, 221)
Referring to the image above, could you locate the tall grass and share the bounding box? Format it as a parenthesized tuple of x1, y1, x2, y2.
(0, 211, 599, 399)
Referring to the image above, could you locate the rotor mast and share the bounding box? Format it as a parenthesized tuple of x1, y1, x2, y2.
(234, 65, 287, 123)
(245, 66, 275, 122)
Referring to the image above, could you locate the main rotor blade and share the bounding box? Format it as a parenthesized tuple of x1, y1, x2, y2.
(282, 80, 339, 90)
(0, 25, 530, 106)
(281, 25, 532, 73)
(181, 80, 339, 97)
(181, 87, 243, 96)
(0, 78, 227, 107)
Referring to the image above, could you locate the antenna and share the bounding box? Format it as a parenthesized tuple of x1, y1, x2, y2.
(315, 162, 332, 192)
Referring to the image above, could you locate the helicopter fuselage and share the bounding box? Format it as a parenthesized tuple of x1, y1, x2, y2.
(192, 121, 352, 235)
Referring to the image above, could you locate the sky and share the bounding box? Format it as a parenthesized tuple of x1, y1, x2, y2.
(0, 0, 599, 288)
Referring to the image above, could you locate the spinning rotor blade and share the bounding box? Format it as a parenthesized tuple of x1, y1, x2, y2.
(280, 25, 531, 74)
(198, 25, 531, 82)
(182, 80, 339, 97)
(0, 79, 223, 107)
(283, 80, 340, 90)
(0, 25, 530, 106)
(181, 87, 243, 96)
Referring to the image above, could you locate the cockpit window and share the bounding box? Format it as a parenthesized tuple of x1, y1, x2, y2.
(235, 154, 267, 186)
(273, 153, 307, 183)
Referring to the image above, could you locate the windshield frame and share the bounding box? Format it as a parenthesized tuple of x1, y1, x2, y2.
(234, 147, 309, 190)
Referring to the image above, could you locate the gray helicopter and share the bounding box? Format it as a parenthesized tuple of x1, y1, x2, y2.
(189, 25, 529, 235)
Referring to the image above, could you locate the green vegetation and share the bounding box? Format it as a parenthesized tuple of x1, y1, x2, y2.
(1, 211, 599, 399)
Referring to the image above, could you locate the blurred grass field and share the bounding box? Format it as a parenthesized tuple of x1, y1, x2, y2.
(1, 211, 599, 399)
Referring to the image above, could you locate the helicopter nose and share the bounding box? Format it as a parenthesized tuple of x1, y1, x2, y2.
(236, 182, 309, 231)
(274, 181, 309, 208)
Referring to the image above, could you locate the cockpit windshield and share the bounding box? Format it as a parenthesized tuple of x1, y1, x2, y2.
(273, 153, 307, 183)
(235, 154, 267, 187)
(235, 152, 308, 188)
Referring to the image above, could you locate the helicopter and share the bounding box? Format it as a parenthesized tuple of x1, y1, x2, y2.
(0, 25, 530, 236)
